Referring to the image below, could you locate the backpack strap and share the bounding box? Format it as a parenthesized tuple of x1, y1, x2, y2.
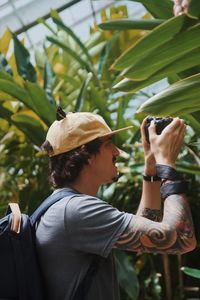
(30, 189, 78, 226)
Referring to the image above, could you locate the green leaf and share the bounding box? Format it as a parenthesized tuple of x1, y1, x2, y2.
(24, 82, 56, 126)
(0, 79, 32, 107)
(114, 47, 200, 93)
(11, 113, 46, 146)
(115, 250, 139, 300)
(0, 70, 14, 82)
(183, 114, 200, 134)
(12, 33, 37, 82)
(131, 0, 173, 19)
(75, 73, 92, 112)
(123, 23, 200, 80)
(112, 14, 197, 71)
(51, 14, 92, 64)
(98, 19, 163, 31)
(137, 73, 200, 116)
(182, 266, 200, 279)
(47, 36, 92, 73)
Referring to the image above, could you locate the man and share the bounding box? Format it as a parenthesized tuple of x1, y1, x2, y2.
(36, 110, 196, 300)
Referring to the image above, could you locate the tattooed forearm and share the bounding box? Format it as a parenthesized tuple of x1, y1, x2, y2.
(140, 208, 162, 222)
(115, 194, 196, 254)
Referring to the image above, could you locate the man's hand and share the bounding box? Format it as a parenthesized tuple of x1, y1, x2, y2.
(141, 117, 156, 175)
(173, 0, 190, 16)
(148, 118, 186, 168)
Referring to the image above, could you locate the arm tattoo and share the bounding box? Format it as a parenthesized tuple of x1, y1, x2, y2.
(115, 194, 196, 254)
(140, 207, 162, 222)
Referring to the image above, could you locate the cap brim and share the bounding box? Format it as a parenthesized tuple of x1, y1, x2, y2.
(101, 125, 133, 137)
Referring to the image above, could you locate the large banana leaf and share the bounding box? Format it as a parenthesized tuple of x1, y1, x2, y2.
(12, 33, 37, 82)
(112, 14, 197, 71)
(136, 73, 200, 116)
(98, 19, 163, 31)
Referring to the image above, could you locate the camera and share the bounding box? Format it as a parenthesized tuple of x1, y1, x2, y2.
(144, 116, 173, 143)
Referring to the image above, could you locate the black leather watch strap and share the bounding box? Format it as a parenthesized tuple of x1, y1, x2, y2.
(156, 164, 183, 180)
(160, 180, 188, 199)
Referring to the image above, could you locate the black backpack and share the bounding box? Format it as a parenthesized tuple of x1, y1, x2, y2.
(0, 189, 100, 300)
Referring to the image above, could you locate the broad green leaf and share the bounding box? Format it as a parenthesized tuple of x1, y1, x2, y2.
(12, 33, 37, 82)
(137, 73, 200, 116)
(0, 29, 12, 55)
(24, 82, 56, 126)
(11, 113, 46, 146)
(115, 250, 139, 300)
(47, 36, 92, 73)
(112, 14, 197, 71)
(182, 266, 200, 279)
(123, 23, 200, 80)
(75, 73, 92, 112)
(131, 0, 173, 19)
(88, 41, 107, 58)
(98, 19, 163, 31)
(51, 14, 93, 65)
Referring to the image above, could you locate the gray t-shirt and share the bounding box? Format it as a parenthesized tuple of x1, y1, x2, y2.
(36, 188, 133, 300)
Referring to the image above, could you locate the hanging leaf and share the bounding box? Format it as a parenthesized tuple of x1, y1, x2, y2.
(12, 33, 37, 82)
(98, 18, 163, 31)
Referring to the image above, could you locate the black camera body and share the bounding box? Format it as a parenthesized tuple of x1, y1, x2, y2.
(145, 116, 173, 143)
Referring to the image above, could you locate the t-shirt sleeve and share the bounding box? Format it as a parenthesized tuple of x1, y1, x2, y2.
(65, 195, 133, 257)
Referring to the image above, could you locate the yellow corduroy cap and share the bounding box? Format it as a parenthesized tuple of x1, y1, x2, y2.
(46, 112, 133, 157)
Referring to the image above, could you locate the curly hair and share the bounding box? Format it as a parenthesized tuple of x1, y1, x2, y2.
(41, 138, 102, 188)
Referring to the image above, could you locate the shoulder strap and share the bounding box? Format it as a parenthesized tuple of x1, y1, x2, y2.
(30, 189, 78, 225)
